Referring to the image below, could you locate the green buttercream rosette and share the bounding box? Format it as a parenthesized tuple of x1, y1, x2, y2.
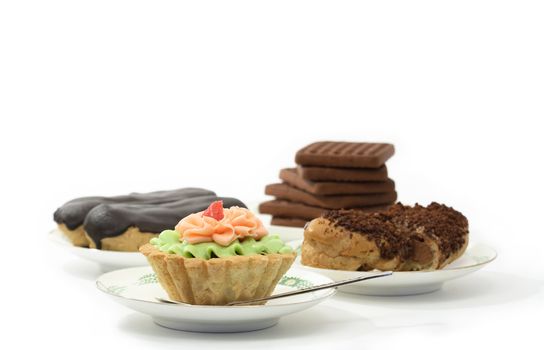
(150, 229, 294, 260)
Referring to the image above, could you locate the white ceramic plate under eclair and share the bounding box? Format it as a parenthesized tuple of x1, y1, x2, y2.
(96, 266, 335, 333)
(289, 240, 497, 296)
(48, 229, 147, 270)
(49, 226, 302, 271)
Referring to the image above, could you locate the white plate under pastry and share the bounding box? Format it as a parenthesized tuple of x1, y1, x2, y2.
(267, 224, 304, 242)
(289, 240, 497, 296)
(96, 266, 335, 333)
(48, 229, 147, 271)
(49, 226, 303, 271)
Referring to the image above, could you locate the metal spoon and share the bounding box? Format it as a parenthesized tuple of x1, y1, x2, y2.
(155, 271, 393, 306)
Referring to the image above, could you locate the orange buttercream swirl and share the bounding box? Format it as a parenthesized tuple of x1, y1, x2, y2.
(175, 206, 268, 246)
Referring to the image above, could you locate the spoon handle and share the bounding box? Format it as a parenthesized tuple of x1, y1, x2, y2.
(226, 271, 393, 306)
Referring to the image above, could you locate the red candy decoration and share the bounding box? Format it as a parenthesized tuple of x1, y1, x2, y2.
(202, 200, 224, 221)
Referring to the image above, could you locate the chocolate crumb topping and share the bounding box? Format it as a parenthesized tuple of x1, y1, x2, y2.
(323, 202, 468, 261)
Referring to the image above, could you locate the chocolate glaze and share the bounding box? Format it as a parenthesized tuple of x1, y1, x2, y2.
(53, 188, 215, 230)
(83, 196, 247, 249)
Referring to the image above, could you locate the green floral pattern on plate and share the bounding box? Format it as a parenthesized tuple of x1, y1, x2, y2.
(473, 255, 491, 264)
(106, 285, 127, 296)
(107, 273, 312, 293)
(136, 273, 158, 285)
(278, 276, 312, 289)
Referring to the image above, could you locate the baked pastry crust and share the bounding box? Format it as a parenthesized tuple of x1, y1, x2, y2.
(86, 227, 158, 252)
(301, 202, 468, 271)
(57, 224, 89, 247)
(140, 244, 296, 305)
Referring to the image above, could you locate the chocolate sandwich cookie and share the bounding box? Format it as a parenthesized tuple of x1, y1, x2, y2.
(271, 216, 309, 228)
(84, 196, 246, 251)
(265, 183, 397, 209)
(280, 168, 395, 195)
(295, 141, 395, 168)
(259, 199, 390, 220)
(54, 188, 215, 247)
(297, 165, 388, 182)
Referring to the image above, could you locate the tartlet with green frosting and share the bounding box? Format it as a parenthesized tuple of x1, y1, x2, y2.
(139, 201, 296, 305)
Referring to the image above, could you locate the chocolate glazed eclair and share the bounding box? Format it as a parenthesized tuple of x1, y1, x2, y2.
(83, 196, 247, 252)
(53, 188, 216, 247)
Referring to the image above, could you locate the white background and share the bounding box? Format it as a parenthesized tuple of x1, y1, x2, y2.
(1, 1, 543, 349)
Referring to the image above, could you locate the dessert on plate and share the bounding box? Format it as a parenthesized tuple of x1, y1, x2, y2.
(84, 196, 246, 252)
(53, 188, 215, 247)
(140, 200, 296, 305)
(302, 202, 468, 271)
(53, 188, 247, 252)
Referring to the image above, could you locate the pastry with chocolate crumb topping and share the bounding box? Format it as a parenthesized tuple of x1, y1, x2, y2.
(301, 202, 469, 271)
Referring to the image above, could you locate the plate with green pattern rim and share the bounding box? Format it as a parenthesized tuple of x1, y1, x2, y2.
(289, 240, 497, 296)
(96, 266, 335, 332)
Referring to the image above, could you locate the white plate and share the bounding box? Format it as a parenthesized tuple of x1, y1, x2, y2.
(290, 240, 497, 296)
(48, 229, 147, 270)
(49, 226, 303, 271)
(96, 266, 335, 332)
(268, 224, 304, 242)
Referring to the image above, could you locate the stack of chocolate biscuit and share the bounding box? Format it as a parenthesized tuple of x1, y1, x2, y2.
(259, 141, 397, 227)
